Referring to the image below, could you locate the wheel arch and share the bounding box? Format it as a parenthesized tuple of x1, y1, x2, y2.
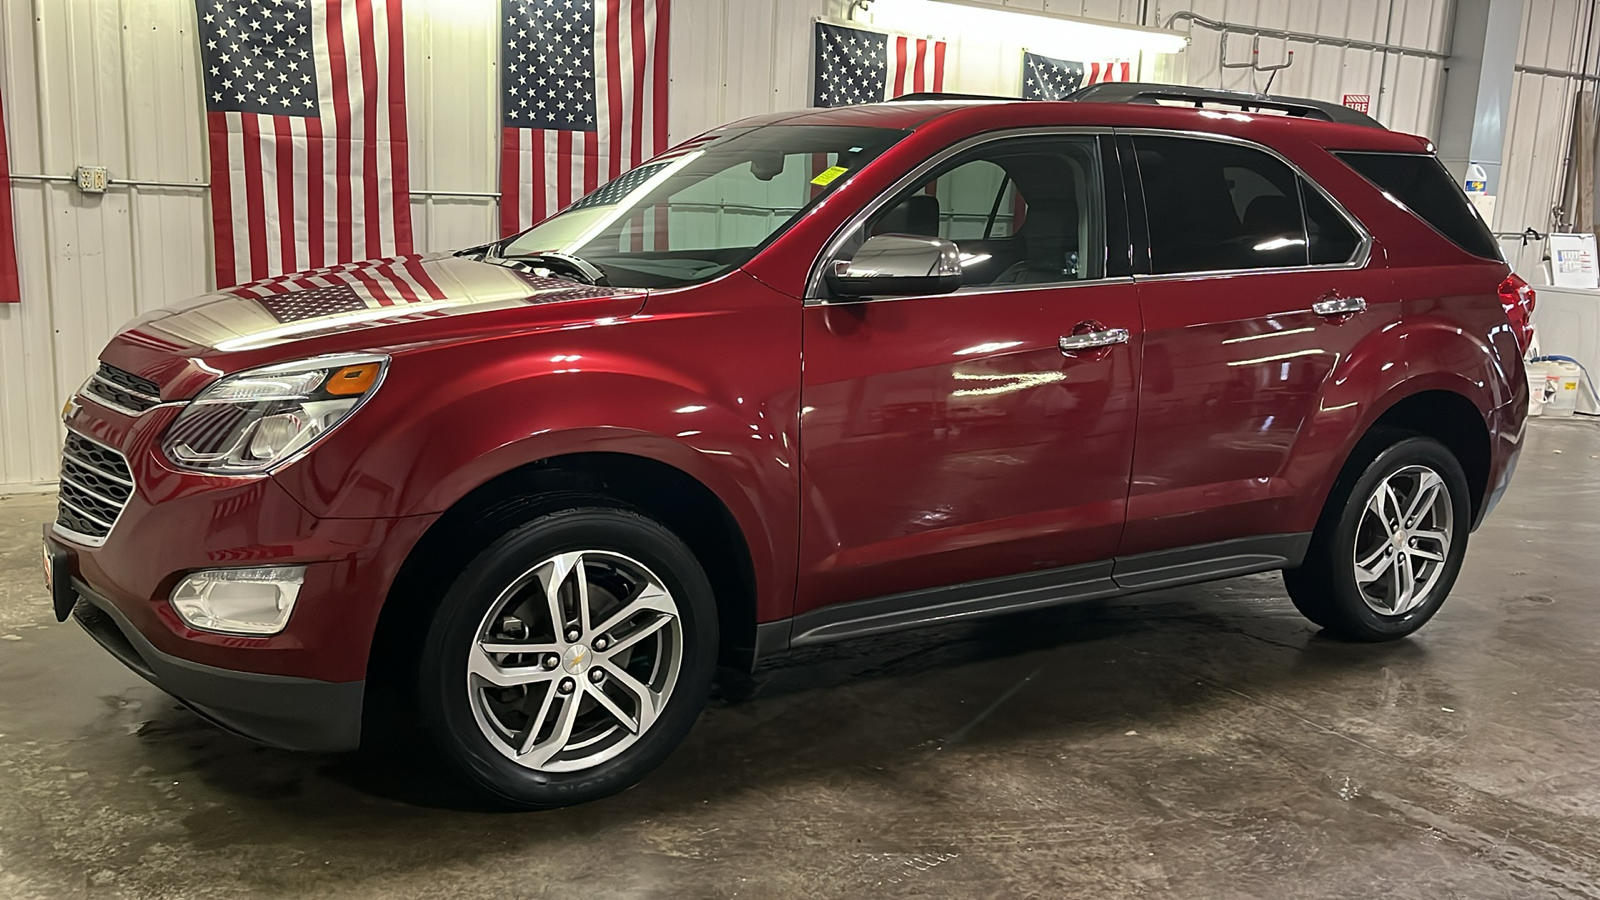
(1363, 387, 1491, 519)
(366, 450, 766, 719)
(1313, 378, 1493, 532)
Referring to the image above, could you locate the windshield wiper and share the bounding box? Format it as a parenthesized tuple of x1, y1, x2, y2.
(500, 250, 610, 286)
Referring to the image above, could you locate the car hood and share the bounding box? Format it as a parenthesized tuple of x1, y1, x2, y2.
(101, 252, 648, 400)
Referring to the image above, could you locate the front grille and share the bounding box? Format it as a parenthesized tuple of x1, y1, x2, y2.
(56, 432, 135, 543)
(84, 363, 162, 414)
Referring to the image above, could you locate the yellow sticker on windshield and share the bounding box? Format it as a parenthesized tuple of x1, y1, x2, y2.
(810, 165, 849, 187)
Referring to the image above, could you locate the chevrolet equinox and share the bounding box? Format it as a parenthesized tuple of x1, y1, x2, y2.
(43, 84, 1530, 808)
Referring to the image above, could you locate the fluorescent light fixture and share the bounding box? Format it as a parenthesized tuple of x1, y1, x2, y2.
(865, 0, 1189, 58)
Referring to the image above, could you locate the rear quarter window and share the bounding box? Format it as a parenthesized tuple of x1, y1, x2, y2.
(1335, 152, 1501, 260)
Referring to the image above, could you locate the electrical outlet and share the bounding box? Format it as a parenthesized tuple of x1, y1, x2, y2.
(74, 166, 109, 194)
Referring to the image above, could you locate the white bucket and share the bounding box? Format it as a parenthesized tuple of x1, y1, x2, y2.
(1544, 361, 1583, 417)
(1527, 364, 1551, 416)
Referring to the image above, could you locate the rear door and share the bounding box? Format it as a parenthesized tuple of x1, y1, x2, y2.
(796, 132, 1141, 619)
(1119, 133, 1398, 558)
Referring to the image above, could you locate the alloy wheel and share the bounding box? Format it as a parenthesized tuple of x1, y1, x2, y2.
(466, 549, 683, 772)
(1351, 464, 1454, 616)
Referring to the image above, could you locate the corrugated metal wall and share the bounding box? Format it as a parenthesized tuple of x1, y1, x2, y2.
(1156, 0, 1452, 138)
(1497, 0, 1600, 277)
(0, 0, 212, 489)
(0, 0, 1565, 488)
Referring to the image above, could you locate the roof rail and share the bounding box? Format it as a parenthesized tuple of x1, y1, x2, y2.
(890, 91, 1027, 103)
(1067, 82, 1385, 129)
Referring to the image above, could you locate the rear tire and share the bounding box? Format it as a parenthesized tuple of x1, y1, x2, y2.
(1285, 435, 1470, 641)
(416, 506, 718, 809)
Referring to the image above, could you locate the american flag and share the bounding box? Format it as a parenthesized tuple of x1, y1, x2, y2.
(196, 0, 414, 288)
(1087, 59, 1134, 85)
(813, 22, 946, 108)
(499, 0, 669, 237)
(0, 80, 18, 303)
(1021, 51, 1132, 100)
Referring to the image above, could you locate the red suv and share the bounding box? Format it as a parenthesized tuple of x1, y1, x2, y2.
(43, 85, 1529, 808)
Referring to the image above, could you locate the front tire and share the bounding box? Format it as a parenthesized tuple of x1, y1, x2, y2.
(1285, 436, 1470, 641)
(417, 507, 718, 809)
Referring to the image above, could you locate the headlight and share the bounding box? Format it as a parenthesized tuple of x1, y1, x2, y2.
(162, 354, 387, 473)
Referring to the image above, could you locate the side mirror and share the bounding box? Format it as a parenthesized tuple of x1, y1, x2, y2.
(825, 234, 963, 298)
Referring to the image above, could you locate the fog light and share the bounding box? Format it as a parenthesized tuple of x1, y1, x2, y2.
(170, 566, 305, 635)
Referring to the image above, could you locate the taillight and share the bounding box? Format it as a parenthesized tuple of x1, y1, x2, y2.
(1498, 273, 1536, 352)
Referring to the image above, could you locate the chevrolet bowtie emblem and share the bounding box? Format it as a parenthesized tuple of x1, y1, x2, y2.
(562, 644, 591, 674)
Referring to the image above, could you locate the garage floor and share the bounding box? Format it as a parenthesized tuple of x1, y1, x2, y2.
(2, 420, 1598, 899)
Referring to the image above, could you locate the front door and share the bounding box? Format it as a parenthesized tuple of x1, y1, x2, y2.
(796, 133, 1141, 616)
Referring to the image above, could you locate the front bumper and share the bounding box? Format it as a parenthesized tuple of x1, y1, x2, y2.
(48, 365, 443, 752)
(70, 576, 363, 751)
(53, 399, 438, 682)
(46, 404, 441, 754)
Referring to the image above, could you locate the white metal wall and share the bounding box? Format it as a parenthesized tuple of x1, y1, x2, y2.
(1154, 0, 1453, 137)
(0, 0, 1550, 489)
(0, 0, 212, 490)
(1496, 0, 1600, 277)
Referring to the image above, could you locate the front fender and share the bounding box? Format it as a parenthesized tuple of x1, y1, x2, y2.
(271, 273, 803, 620)
(281, 367, 790, 570)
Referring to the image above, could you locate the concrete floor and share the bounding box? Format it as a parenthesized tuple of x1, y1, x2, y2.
(2, 421, 1599, 899)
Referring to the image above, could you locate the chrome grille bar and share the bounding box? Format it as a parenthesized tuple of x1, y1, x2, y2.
(90, 372, 160, 405)
(61, 449, 134, 487)
(57, 496, 116, 531)
(58, 474, 126, 509)
(82, 364, 164, 415)
(54, 432, 135, 545)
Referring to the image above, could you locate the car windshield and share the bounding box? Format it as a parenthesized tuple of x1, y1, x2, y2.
(498, 124, 910, 288)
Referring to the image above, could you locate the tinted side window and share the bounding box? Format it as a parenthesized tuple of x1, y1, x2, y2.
(861, 134, 1104, 288)
(1336, 152, 1500, 259)
(1302, 180, 1362, 264)
(922, 160, 1024, 241)
(1133, 136, 1308, 274)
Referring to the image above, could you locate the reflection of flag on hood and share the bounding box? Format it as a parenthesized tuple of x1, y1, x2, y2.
(227, 256, 446, 322)
(1021, 52, 1133, 100)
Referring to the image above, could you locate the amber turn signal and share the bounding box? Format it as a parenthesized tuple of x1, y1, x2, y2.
(325, 363, 380, 396)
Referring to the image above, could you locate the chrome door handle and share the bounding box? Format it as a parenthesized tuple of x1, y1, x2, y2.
(1312, 295, 1367, 317)
(1058, 328, 1130, 353)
